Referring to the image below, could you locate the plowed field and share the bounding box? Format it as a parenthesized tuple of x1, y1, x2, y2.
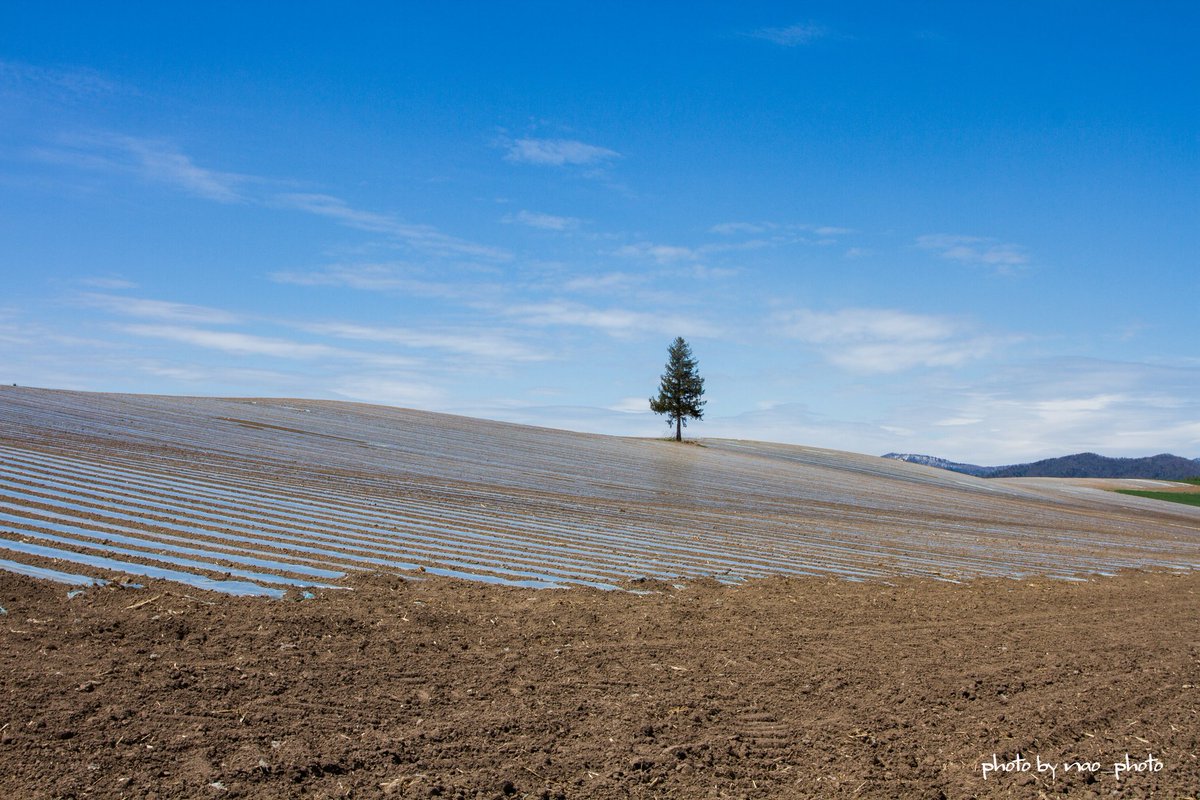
(2, 569, 1198, 798)
(1, 387, 1198, 797)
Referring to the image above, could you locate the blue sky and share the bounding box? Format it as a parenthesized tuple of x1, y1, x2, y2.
(1, 2, 1197, 464)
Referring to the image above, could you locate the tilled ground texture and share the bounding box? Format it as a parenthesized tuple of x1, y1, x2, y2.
(1, 569, 1197, 799)
(4, 387, 1199, 594)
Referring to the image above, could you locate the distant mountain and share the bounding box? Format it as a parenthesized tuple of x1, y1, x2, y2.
(988, 452, 1200, 480)
(883, 451, 1200, 480)
(881, 453, 995, 477)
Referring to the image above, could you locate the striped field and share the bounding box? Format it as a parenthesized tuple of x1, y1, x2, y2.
(1, 386, 1197, 596)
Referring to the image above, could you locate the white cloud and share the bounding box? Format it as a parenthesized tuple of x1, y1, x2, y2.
(505, 138, 620, 166)
(79, 293, 239, 325)
(698, 403, 904, 454)
(688, 264, 737, 280)
(0, 59, 118, 98)
(780, 308, 957, 344)
(508, 301, 719, 339)
(607, 397, 653, 414)
(1028, 394, 1127, 424)
(506, 210, 582, 231)
(133, 360, 296, 387)
(615, 242, 698, 263)
(33, 133, 248, 202)
(709, 221, 852, 244)
(933, 416, 982, 427)
(118, 324, 418, 368)
(0, 308, 107, 351)
(331, 375, 446, 409)
(32, 132, 510, 261)
(626, 358, 1200, 464)
(274, 193, 510, 260)
(274, 263, 429, 291)
(79, 276, 138, 290)
(750, 23, 828, 46)
(777, 307, 1001, 373)
(561, 272, 645, 293)
(925, 392, 1200, 463)
(119, 324, 345, 360)
(827, 341, 995, 373)
(917, 234, 1029, 269)
(270, 263, 494, 301)
(0, 307, 35, 346)
(711, 221, 776, 235)
(885, 359, 1200, 463)
(303, 322, 548, 362)
(120, 137, 246, 203)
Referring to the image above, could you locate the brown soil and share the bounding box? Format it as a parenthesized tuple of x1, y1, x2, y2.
(1, 570, 1197, 799)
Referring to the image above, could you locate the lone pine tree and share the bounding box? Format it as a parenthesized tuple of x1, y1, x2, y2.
(649, 336, 706, 442)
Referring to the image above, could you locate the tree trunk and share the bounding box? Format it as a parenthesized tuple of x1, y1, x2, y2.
(675, 417, 681, 441)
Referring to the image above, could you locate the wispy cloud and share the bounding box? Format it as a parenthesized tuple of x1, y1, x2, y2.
(615, 242, 698, 263)
(777, 307, 1002, 373)
(32, 133, 248, 202)
(118, 324, 418, 368)
(1027, 394, 1130, 427)
(709, 221, 853, 245)
(782, 308, 958, 344)
(505, 210, 582, 231)
(710, 221, 775, 236)
(508, 301, 718, 339)
(0, 307, 35, 346)
(688, 264, 738, 280)
(561, 272, 646, 293)
(270, 263, 491, 300)
(749, 23, 828, 47)
(505, 137, 620, 167)
(32, 132, 507, 261)
(330, 375, 446, 409)
(0, 307, 108, 351)
(79, 293, 239, 325)
(133, 361, 295, 386)
(120, 137, 246, 203)
(911, 360, 1200, 462)
(78, 276, 139, 290)
(700, 402, 906, 454)
(917, 234, 1029, 270)
(0, 59, 119, 98)
(607, 397, 653, 414)
(303, 322, 548, 362)
(616, 234, 830, 269)
(119, 324, 348, 360)
(274, 193, 510, 260)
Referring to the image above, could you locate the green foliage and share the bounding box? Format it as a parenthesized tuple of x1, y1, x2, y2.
(649, 336, 706, 441)
(1114, 490, 1200, 507)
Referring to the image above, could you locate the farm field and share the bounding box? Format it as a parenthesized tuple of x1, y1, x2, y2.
(1, 386, 1199, 797)
(3, 566, 1198, 798)
(2, 386, 1199, 594)
(1114, 490, 1200, 508)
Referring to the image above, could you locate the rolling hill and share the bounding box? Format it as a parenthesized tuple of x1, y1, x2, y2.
(989, 451, 1200, 479)
(1, 386, 1198, 596)
(884, 451, 1200, 480)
